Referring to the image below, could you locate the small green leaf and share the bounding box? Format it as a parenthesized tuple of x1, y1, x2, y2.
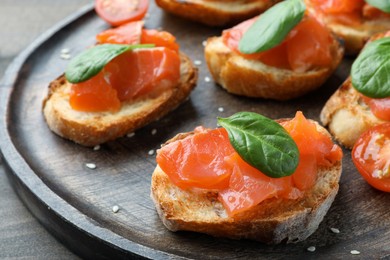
(351, 37, 390, 98)
(238, 0, 306, 54)
(365, 0, 390, 13)
(218, 112, 299, 178)
(65, 44, 154, 83)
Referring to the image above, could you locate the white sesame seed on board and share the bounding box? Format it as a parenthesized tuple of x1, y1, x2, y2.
(194, 60, 202, 66)
(307, 246, 316, 252)
(218, 107, 224, 112)
(204, 76, 211, 82)
(148, 149, 155, 156)
(350, 250, 360, 255)
(330, 227, 340, 234)
(112, 205, 120, 213)
(93, 145, 100, 151)
(127, 132, 135, 138)
(60, 53, 71, 60)
(61, 48, 70, 54)
(85, 163, 96, 169)
(151, 129, 157, 135)
(202, 40, 207, 47)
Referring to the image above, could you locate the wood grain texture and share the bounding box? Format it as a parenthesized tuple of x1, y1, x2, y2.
(0, 1, 89, 259)
(1, 1, 390, 259)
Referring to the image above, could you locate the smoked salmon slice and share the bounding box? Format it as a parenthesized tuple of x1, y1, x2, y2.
(222, 15, 333, 72)
(70, 21, 181, 112)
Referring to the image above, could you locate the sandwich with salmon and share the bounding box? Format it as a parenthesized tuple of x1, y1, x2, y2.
(305, 0, 390, 55)
(151, 111, 343, 243)
(204, 0, 344, 100)
(321, 31, 390, 149)
(43, 21, 197, 146)
(155, 0, 280, 27)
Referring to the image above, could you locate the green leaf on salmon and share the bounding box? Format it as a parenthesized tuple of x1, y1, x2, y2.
(218, 112, 299, 178)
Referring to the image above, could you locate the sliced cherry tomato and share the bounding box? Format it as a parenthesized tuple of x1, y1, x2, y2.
(362, 96, 390, 121)
(352, 123, 390, 192)
(95, 0, 149, 26)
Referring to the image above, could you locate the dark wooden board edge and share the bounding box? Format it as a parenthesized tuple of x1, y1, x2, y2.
(0, 4, 181, 259)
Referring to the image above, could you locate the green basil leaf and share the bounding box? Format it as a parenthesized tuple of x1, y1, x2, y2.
(218, 112, 299, 178)
(65, 44, 154, 83)
(365, 0, 390, 13)
(238, 0, 305, 54)
(351, 37, 390, 98)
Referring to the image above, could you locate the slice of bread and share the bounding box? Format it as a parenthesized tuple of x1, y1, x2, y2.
(42, 52, 198, 147)
(320, 78, 386, 149)
(320, 31, 389, 149)
(306, 3, 390, 55)
(151, 121, 342, 244)
(204, 35, 343, 100)
(155, 0, 280, 27)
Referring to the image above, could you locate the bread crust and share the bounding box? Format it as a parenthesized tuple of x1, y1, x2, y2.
(42, 52, 198, 147)
(306, 3, 390, 55)
(155, 0, 280, 27)
(320, 78, 386, 149)
(151, 122, 342, 244)
(204, 35, 344, 100)
(320, 31, 390, 149)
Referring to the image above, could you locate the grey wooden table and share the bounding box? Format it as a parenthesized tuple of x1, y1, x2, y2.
(0, 1, 90, 258)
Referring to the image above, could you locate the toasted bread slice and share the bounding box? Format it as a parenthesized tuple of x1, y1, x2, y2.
(43, 52, 198, 147)
(204, 35, 343, 100)
(155, 0, 280, 27)
(320, 78, 385, 149)
(151, 121, 342, 244)
(306, 3, 390, 55)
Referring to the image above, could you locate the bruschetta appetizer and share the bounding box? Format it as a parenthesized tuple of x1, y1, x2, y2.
(305, 0, 390, 55)
(151, 111, 343, 243)
(43, 21, 198, 146)
(155, 0, 280, 27)
(204, 0, 344, 100)
(320, 31, 390, 149)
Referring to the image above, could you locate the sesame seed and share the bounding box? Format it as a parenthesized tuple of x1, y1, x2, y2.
(86, 163, 96, 169)
(60, 53, 71, 60)
(112, 205, 120, 213)
(202, 40, 207, 47)
(151, 129, 157, 135)
(148, 149, 155, 155)
(218, 107, 224, 112)
(330, 227, 340, 234)
(194, 60, 202, 66)
(204, 76, 211, 82)
(93, 145, 100, 151)
(307, 246, 316, 252)
(61, 48, 70, 54)
(350, 250, 360, 255)
(127, 132, 135, 138)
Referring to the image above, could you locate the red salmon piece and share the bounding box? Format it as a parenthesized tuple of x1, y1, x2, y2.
(69, 71, 121, 112)
(104, 47, 180, 101)
(96, 21, 143, 44)
(156, 127, 236, 190)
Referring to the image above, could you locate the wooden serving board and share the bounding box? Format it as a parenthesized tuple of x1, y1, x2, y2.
(1, 2, 389, 259)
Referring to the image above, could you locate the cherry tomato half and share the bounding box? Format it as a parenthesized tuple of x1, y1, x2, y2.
(95, 0, 149, 26)
(352, 123, 390, 192)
